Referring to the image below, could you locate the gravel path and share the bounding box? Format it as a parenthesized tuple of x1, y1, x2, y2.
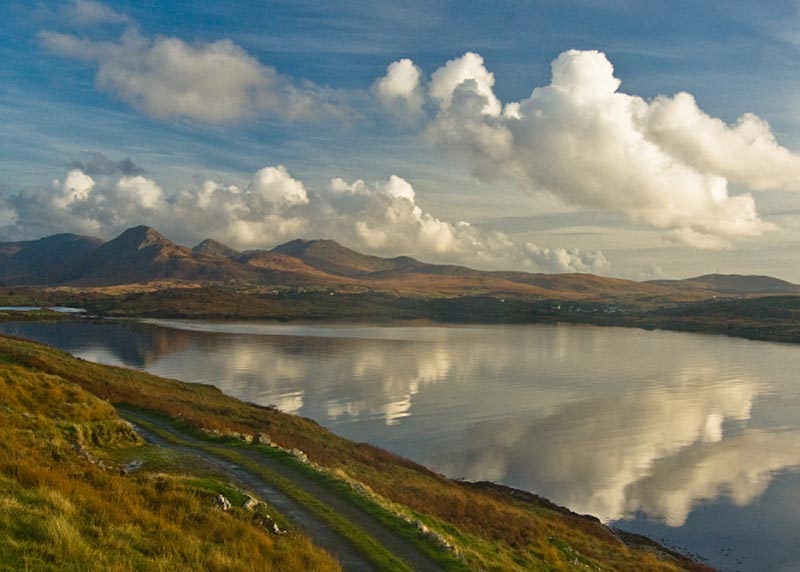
(119, 407, 446, 572)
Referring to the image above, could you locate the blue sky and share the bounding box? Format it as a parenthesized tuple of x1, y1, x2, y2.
(4, 1, 800, 279)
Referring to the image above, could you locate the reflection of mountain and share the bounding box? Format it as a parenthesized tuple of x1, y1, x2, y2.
(0, 321, 192, 368)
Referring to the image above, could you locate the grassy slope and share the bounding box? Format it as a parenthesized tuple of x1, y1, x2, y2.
(0, 334, 712, 572)
(0, 337, 339, 572)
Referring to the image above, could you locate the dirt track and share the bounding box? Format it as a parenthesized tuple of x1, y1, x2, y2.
(119, 407, 446, 572)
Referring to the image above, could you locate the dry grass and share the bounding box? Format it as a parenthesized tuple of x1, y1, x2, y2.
(0, 344, 340, 572)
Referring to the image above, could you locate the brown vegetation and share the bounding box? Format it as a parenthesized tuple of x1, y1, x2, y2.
(0, 336, 340, 572)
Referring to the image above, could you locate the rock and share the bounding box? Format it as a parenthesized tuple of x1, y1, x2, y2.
(122, 460, 143, 474)
(243, 496, 260, 510)
(253, 432, 272, 445)
(253, 511, 286, 534)
(290, 448, 308, 463)
(240, 433, 253, 444)
(72, 442, 98, 464)
(216, 494, 232, 511)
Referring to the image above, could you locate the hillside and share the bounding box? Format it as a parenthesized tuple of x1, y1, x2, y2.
(272, 238, 403, 276)
(0, 233, 103, 285)
(648, 273, 800, 295)
(0, 333, 339, 572)
(70, 226, 257, 286)
(0, 332, 711, 572)
(191, 238, 241, 258)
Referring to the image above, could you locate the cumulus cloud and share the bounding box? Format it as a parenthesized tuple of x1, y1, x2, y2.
(62, 0, 128, 26)
(373, 58, 424, 120)
(0, 164, 606, 274)
(39, 28, 344, 122)
(524, 243, 609, 274)
(249, 165, 309, 206)
(10, 168, 166, 238)
(429, 52, 502, 117)
(392, 49, 800, 249)
(643, 92, 800, 191)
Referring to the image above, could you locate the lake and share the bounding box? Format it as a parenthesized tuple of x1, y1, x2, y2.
(2, 318, 799, 572)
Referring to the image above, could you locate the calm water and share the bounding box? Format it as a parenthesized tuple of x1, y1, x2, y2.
(3, 318, 800, 572)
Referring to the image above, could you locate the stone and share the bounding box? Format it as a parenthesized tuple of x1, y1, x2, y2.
(216, 494, 232, 511)
(290, 448, 308, 463)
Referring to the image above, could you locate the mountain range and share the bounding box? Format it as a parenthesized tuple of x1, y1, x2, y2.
(2, 225, 799, 300)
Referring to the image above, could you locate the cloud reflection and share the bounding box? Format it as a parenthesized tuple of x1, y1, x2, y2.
(624, 429, 800, 526)
(6, 319, 800, 529)
(440, 366, 800, 526)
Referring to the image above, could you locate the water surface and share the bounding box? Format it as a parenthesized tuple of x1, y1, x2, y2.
(3, 318, 799, 572)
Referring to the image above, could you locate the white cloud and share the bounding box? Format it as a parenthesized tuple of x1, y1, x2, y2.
(248, 165, 309, 206)
(63, 0, 128, 26)
(643, 92, 800, 191)
(429, 52, 501, 117)
(0, 201, 17, 229)
(411, 49, 800, 249)
(373, 58, 424, 120)
(39, 28, 344, 123)
(53, 168, 95, 208)
(116, 175, 164, 210)
(383, 174, 416, 201)
(0, 164, 607, 274)
(524, 243, 610, 274)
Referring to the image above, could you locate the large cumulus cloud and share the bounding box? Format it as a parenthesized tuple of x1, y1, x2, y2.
(39, 28, 344, 122)
(375, 49, 800, 249)
(0, 162, 607, 274)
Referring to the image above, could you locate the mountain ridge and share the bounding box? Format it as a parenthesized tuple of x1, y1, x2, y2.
(647, 273, 800, 295)
(192, 238, 240, 259)
(2, 226, 798, 300)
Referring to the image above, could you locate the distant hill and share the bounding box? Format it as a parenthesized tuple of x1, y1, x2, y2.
(191, 239, 240, 259)
(0, 233, 104, 285)
(647, 273, 800, 295)
(272, 238, 401, 276)
(2, 225, 798, 301)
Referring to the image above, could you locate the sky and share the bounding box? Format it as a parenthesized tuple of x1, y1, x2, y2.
(4, 1, 800, 280)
